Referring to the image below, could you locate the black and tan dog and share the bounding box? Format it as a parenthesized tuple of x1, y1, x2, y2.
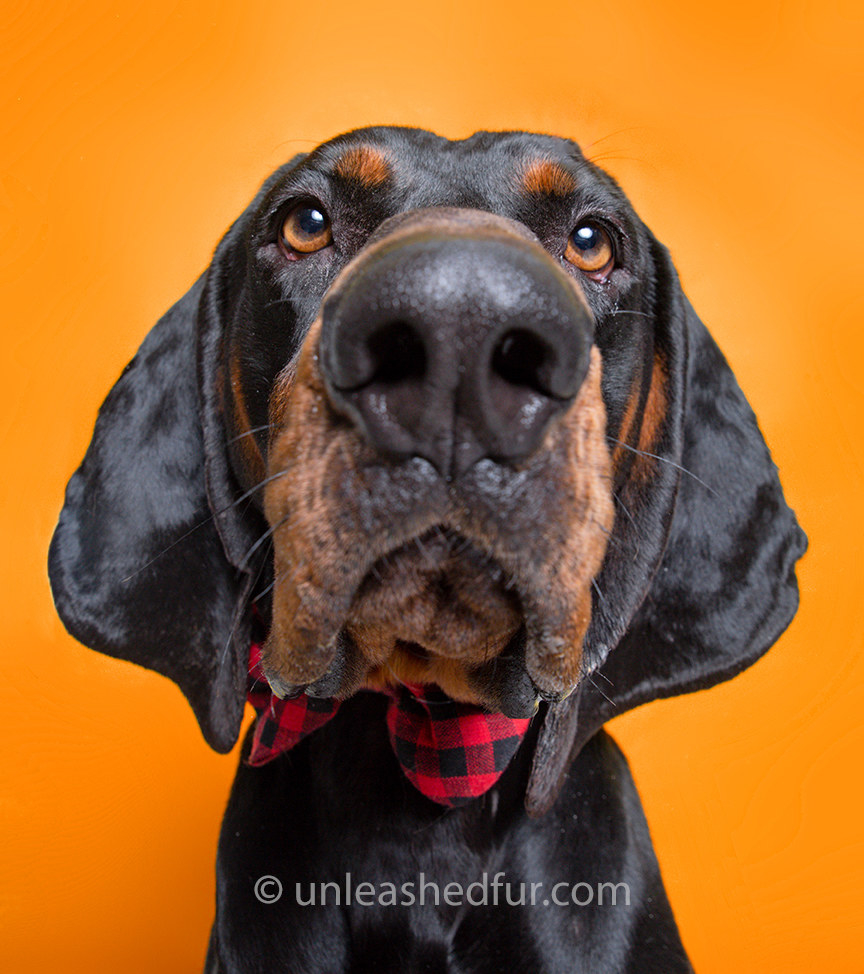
(49, 127, 806, 972)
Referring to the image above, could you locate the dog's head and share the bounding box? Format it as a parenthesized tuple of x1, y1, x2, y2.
(49, 127, 806, 813)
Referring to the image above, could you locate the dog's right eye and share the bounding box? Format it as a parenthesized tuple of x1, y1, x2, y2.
(280, 203, 333, 254)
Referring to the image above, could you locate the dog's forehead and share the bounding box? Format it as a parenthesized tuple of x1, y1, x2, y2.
(280, 126, 609, 210)
(323, 125, 579, 166)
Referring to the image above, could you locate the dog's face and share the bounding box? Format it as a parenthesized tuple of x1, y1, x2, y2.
(221, 129, 670, 716)
(49, 125, 805, 810)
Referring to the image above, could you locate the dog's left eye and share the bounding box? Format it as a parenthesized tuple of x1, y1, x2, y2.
(564, 224, 614, 278)
(281, 203, 333, 254)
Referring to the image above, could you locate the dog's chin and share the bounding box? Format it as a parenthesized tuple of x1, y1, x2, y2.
(350, 525, 516, 640)
(264, 526, 552, 716)
(346, 526, 526, 706)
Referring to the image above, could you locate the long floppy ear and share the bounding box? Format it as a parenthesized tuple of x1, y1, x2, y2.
(48, 271, 254, 751)
(47, 162, 304, 751)
(526, 246, 807, 815)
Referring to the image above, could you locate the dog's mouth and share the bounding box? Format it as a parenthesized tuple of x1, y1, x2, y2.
(262, 521, 534, 712)
(345, 525, 523, 704)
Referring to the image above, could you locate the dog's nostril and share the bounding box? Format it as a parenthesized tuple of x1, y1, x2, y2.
(491, 328, 553, 395)
(366, 320, 427, 386)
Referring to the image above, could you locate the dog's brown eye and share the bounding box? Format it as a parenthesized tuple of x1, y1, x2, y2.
(565, 224, 614, 277)
(281, 203, 332, 254)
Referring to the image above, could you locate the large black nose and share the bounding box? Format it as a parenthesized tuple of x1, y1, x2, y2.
(319, 219, 594, 479)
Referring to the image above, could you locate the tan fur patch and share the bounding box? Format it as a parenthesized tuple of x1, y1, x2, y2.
(520, 159, 577, 197)
(612, 368, 643, 472)
(334, 146, 392, 187)
(631, 352, 667, 482)
(229, 352, 266, 490)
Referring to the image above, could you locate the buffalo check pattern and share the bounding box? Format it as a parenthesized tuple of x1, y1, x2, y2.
(246, 642, 531, 807)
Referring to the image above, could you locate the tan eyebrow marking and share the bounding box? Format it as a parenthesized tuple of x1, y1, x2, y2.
(520, 159, 577, 197)
(334, 146, 393, 187)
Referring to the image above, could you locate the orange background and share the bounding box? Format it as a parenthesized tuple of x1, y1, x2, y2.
(2, 1, 863, 970)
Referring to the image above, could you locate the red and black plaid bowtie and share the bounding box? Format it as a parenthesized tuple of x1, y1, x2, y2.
(247, 643, 532, 807)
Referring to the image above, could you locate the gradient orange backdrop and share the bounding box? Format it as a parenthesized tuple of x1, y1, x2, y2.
(2, 1, 863, 970)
